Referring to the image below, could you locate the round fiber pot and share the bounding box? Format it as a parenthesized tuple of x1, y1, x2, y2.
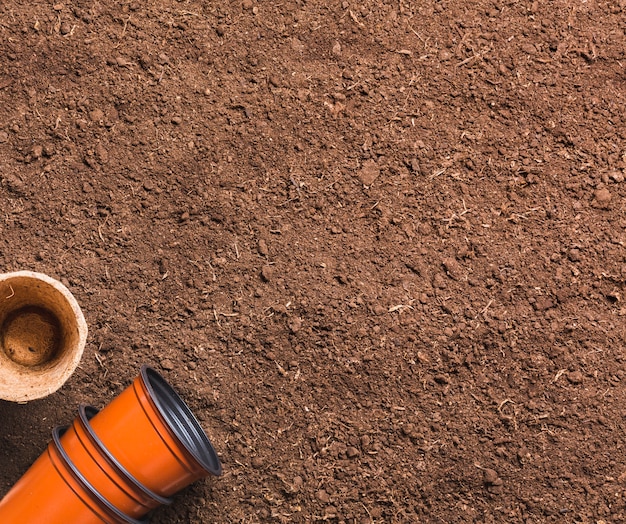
(0, 427, 146, 524)
(90, 366, 222, 497)
(61, 405, 172, 518)
(0, 271, 87, 402)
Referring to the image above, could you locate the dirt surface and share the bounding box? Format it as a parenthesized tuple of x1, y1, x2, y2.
(1, 0, 626, 522)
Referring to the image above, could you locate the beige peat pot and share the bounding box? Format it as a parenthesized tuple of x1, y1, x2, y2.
(0, 271, 87, 402)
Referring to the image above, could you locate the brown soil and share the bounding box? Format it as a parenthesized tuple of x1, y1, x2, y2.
(1, 0, 626, 522)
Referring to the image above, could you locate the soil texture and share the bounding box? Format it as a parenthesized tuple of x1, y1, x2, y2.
(1, 0, 626, 522)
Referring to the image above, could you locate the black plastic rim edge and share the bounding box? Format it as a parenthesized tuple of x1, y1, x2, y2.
(52, 426, 150, 524)
(80, 405, 173, 506)
(140, 365, 222, 476)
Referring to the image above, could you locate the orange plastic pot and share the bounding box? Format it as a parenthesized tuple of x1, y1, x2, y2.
(90, 366, 222, 497)
(61, 405, 172, 518)
(0, 426, 147, 524)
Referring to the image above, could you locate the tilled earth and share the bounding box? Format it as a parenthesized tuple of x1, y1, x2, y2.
(1, 0, 626, 522)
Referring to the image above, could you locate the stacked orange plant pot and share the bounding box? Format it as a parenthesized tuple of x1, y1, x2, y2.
(0, 366, 222, 523)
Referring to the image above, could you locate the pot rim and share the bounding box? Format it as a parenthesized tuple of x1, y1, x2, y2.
(140, 365, 222, 477)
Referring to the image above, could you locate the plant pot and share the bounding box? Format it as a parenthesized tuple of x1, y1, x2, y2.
(89, 366, 222, 496)
(0, 427, 146, 523)
(0, 271, 87, 401)
(61, 405, 172, 518)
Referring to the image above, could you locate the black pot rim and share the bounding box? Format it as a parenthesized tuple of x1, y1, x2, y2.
(79, 404, 173, 506)
(140, 365, 222, 477)
(52, 426, 150, 524)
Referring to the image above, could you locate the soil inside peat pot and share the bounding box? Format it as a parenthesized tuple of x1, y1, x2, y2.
(1, 306, 61, 367)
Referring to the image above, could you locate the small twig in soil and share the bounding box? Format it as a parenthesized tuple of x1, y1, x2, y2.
(349, 10, 365, 27)
(442, 212, 458, 228)
(212, 307, 221, 328)
(478, 299, 493, 317)
(498, 398, 514, 412)
(207, 260, 217, 281)
(409, 27, 430, 49)
(120, 16, 131, 39)
(361, 503, 374, 523)
(5, 285, 15, 299)
(388, 304, 414, 313)
(95, 352, 108, 378)
(63, 24, 77, 37)
(275, 360, 288, 377)
(430, 167, 446, 179)
(456, 54, 479, 67)
(553, 369, 567, 383)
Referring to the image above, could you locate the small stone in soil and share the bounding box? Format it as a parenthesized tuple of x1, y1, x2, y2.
(373, 304, 386, 316)
(567, 248, 581, 262)
(442, 257, 462, 280)
(292, 476, 303, 488)
(483, 468, 499, 485)
(261, 265, 273, 281)
(433, 273, 447, 289)
(95, 143, 108, 163)
(258, 238, 269, 256)
(358, 160, 380, 186)
(90, 109, 104, 122)
(160, 359, 175, 370)
(567, 370, 583, 384)
(592, 187, 611, 208)
(288, 316, 302, 333)
(316, 490, 330, 503)
(609, 171, 624, 183)
(30, 144, 43, 159)
(438, 49, 452, 61)
(43, 143, 55, 157)
(346, 446, 360, 458)
(517, 446, 531, 463)
(533, 297, 555, 311)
